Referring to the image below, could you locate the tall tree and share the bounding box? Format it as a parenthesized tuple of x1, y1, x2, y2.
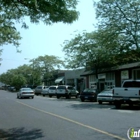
(62, 31, 115, 77)
(0, 0, 79, 47)
(10, 74, 27, 90)
(0, 64, 34, 87)
(29, 55, 65, 82)
(94, 0, 140, 50)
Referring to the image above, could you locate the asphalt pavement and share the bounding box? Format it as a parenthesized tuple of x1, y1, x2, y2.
(0, 90, 140, 140)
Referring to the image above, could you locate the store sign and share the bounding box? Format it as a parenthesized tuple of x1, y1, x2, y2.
(98, 73, 106, 79)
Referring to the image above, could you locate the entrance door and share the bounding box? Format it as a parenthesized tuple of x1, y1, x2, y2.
(98, 79, 105, 92)
(100, 83, 104, 92)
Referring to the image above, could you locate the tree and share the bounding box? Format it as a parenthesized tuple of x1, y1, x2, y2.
(29, 55, 65, 83)
(0, 64, 33, 87)
(0, 0, 79, 47)
(10, 75, 27, 90)
(62, 29, 140, 77)
(0, 55, 65, 86)
(94, 0, 140, 50)
(62, 31, 115, 77)
(0, 72, 13, 85)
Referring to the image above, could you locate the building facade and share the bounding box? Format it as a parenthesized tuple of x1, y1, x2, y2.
(81, 62, 140, 92)
(65, 69, 85, 93)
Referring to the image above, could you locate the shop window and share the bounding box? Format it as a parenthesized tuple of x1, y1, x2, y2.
(105, 82, 115, 89)
(133, 69, 140, 79)
(121, 70, 129, 80)
(106, 73, 115, 80)
(89, 75, 96, 82)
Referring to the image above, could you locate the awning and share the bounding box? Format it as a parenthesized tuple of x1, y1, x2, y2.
(55, 77, 64, 84)
(80, 70, 94, 76)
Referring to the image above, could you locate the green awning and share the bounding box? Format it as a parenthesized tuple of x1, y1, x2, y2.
(55, 77, 64, 84)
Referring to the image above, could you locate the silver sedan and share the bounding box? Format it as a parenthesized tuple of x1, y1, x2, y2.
(97, 89, 113, 104)
(17, 88, 34, 99)
(41, 87, 49, 97)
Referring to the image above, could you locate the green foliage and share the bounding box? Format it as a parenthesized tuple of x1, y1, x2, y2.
(0, 55, 65, 86)
(62, 0, 140, 72)
(29, 55, 65, 82)
(62, 31, 115, 70)
(10, 75, 27, 90)
(0, 0, 79, 47)
(94, 0, 140, 50)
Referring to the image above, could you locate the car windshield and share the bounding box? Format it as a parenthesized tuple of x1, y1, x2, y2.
(57, 86, 66, 89)
(37, 86, 42, 89)
(83, 89, 96, 92)
(103, 89, 112, 92)
(21, 88, 32, 91)
(49, 87, 56, 89)
(123, 81, 140, 88)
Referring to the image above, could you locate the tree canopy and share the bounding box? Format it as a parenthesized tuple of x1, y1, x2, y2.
(62, 31, 117, 73)
(29, 55, 65, 82)
(0, 54, 65, 87)
(0, 0, 79, 47)
(62, 0, 140, 72)
(94, 0, 140, 50)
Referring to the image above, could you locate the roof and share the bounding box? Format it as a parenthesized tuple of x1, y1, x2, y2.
(114, 62, 140, 70)
(80, 70, 94, 76)
(80, 61, 140, 76)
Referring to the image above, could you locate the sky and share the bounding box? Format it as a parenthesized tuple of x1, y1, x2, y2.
(0, 0, 97, 74)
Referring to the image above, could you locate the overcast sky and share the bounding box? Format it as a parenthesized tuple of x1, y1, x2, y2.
(0, 0, 97, 74)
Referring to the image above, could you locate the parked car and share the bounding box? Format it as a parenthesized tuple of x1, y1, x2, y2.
(80, 88, 97, 102)
(97, 89, 113, 104)
(56, 85, 79, 99)
(48, 86, 58, 97)
(34, 86, 47, 95)
(17, 88, 34, 99)
(0, 86, 5, 90)
(8, 86, 16, 92)
(113, 80, 140, 108)
(41, 87, 50, 97)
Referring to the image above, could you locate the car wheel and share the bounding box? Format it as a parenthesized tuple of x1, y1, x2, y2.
(94, 98, 97, 102)
(17, 95, 19, 99)
(75, 95, 78, 98)
(129, 102, 133, 108)
(68, 94, 71, 99)
(57, 95, 60, 99)
(49, 95, 52, 98)
(109, 101, 112, 104)
(43, 95, 45, 97)
(81, 99, 85, 102)
(98, 101, 102, 104)
(66, 94, 70, 99)
(32, 96, 34, 99)
(115, 102, 121, 109)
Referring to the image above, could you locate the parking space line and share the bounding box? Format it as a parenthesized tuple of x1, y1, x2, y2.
(16, 101, 126, 140)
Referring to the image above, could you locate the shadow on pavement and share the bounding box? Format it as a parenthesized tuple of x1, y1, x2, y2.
(69, 102, 140, 111)
(0, 127, 44, 140)
(111, 104, 140, 111)
(68, 102, 114, 110)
